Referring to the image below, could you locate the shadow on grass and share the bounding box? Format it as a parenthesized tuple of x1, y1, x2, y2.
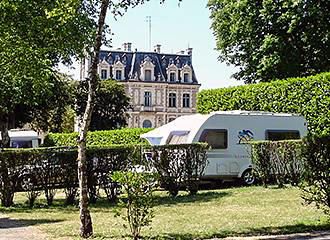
(146, 223, 330, 240)
(153, 190, 231, 207)
(0, 217, 63, 229)
(0, 199, 79, 214)
(87, 190, 231, 210)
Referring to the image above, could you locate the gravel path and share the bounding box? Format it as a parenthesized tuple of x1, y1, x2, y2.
(0, 214, 46, 240)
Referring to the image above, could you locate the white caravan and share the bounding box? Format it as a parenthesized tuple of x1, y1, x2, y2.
(141, 111, 307, 185)
(0, 129, 39, 148)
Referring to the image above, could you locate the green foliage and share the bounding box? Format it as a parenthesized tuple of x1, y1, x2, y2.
(0, 143, 208, 207)
(250, 140, 303, 187)
(208, 0, 330, 83)
(58, 106, 76, 133)
(76, 79, 131, 131)
(144, 143, 209, 196)
(0, 0, 95, 145)
(0, 145, 142, 207)
(43, 128, 152, 147)
(197, 72, 330, 136)
(112, 171, 158, 240)
(300, 134, 330, 216)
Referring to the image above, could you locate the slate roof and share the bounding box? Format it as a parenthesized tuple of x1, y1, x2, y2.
(99, 50, 199, 84)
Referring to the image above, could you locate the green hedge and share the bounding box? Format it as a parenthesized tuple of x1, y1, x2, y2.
(0, 143, 209, 207)
(250, 140, 303, 187)
(144, 143, 209, 196)
(197, 72, 330, 135)
(0, 145, 142, 207)
(300, 135, 330, 216)
(43, 128, 153, 147)
(250, 135, 330, 216)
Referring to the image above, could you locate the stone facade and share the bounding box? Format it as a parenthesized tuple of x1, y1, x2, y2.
(81, 43, 201, 128)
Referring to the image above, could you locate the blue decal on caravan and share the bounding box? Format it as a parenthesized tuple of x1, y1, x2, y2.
(238, 130, 254, 144)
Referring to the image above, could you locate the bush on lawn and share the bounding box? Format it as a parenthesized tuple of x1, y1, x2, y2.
(144, 143, 209, 196)
(300, 134, 330, 216)
(112, 171, 158, 240)
(250, 140, 303, 187)
(43, 128, 152, 147)
(197, 72, 330, 136)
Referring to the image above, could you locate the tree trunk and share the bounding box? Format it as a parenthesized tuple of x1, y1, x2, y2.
(0, 117, 10, 148)
(77, 0, 110, 238)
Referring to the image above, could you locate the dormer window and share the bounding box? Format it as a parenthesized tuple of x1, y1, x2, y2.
(181, 64, 192, 83)
(166, 63, 178, 83)
(115, 70, 122, 80)
(113, 58, 125, 81)
(140, 55, 155, 81)
(101, 69, 108, 80)
(170, 72, 176, 82)
(145, 70, 152, 81)
(183, 73, 189, 82)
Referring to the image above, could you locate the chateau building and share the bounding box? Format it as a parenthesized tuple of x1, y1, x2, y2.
(80, 43, 201, 128)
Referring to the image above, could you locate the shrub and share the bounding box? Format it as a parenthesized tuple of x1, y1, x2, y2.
(112, 171, 158, 240)
(43, 128, 152, 147)
(145, 143, 209, 196)
(250, 140, 303, 187)
(300, 135, 330, 216)
(197, 72, 330, 135)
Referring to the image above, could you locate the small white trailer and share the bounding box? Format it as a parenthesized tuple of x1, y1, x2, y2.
(141, 111, 307, 185)
(0, 129, 39, 148)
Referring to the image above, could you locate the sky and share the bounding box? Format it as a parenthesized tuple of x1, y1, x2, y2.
(62, 0, 243, 90)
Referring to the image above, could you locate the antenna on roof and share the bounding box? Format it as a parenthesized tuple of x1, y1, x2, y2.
(146, 16, 152, 51)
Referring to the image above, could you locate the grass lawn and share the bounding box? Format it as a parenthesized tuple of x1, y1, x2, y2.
(1, 186, 329, 240)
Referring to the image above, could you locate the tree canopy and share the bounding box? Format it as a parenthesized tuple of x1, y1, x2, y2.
(208, 0, 330, 83)
(76, 79, 130, 131)
(0, 0, 95, 146)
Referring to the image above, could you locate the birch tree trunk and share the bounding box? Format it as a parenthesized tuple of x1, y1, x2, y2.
(0, 117, 10, 148)
(77, 0, 110, 238)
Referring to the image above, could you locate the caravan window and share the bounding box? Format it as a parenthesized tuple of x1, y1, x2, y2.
(199, 129, 228, 149)
(266, 130, 300, 141)
(167, 132, 190, 144)
(11, 140, 33, 148)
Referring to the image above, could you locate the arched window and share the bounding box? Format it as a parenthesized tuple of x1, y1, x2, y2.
(143, 119, 152, 128)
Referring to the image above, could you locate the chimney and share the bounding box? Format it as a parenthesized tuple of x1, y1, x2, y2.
(154, 44, 161, 54)
(127, 42, 132, 52)
(187, 47, 193, 56)
(122, 43, 128, 51)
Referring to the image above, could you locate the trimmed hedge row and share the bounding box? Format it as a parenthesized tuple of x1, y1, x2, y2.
(250, 140, 303, 187)
(300, 135, 330, 215)
(0, 145, 140, 207)
(250, 135, 330, 215)
(145, 143, 209, 196)
(0, 143, 209, 207)
(197, 72, 330, 135)
(43, 128, 152, 147)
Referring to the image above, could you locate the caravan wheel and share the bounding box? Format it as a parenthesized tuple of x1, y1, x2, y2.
(241, 169, 255, 186)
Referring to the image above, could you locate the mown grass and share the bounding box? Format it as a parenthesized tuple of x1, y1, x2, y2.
(1, 186, 329, 239)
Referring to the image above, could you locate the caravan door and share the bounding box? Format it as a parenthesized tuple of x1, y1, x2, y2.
(198, 129, 231, 177)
